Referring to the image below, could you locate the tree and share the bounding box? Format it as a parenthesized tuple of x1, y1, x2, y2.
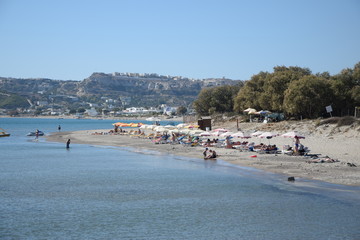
(69, 109, 77, 115)
(283, 76, 333, 118)
(193, 85, 241, 116)
(176, 106, 187, 115)
(77, 108, 86, 114)
(233, 71, 268, 112)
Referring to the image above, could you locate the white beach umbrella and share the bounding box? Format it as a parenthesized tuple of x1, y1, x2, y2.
(243, 108, 257, 112)
(154, 126, 167, 132)
(164, 125, 176, 130)
(189, 129, 204, 136)
(220, 131, 234, 137)
(251, 131, 263, 137)
(139, 125, 148, 129)
(180, 129, 191, 135)
(168, 129, 180, 134)
(176, 123, 188, 129)
(146, 117, 161, 122)
(231, 131, 251, 139)
(281, 131, 305, 139)
(199, 131, 211, 137)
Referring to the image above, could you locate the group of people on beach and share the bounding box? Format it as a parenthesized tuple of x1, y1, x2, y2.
(203, 148, 217, 159)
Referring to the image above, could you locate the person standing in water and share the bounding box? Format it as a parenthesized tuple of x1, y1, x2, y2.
(66, 139, 71, 148)
(58, 125, 61, 132)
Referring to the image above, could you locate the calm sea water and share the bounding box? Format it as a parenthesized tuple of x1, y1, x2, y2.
(1, 118, 360, 240)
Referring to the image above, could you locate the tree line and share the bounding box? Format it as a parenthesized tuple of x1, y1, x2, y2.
(193, 62, 360, 119)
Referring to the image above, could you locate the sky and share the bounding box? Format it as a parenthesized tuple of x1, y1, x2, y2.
(0, 0, 359, 81)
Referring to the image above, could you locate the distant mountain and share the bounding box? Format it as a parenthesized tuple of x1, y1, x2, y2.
(0, 73, 241, 107)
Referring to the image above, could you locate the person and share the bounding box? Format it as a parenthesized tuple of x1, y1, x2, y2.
(203, 147, 208, 158)
(58, 125, 61, 131)
(66, 139, 71, 148)
(294, 136, 300, 153)
(211, 150, 217, 158)
(205, 149, 217, 159)
(35, 129, 39, 139)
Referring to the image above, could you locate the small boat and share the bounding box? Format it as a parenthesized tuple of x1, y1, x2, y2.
(27, 130, 45, 136)
(0, 128, 10, 137)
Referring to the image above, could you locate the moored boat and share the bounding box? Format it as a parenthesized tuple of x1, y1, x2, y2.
(0, 128, 10, 137)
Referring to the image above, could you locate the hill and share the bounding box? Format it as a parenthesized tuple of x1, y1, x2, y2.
(0, 73, 241, 107)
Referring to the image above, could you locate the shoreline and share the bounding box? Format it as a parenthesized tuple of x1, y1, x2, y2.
(47, 125, 360, 186)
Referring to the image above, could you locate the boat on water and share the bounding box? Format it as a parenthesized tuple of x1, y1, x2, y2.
(0, 128, 10, 137)
(27, 130, 45, 136)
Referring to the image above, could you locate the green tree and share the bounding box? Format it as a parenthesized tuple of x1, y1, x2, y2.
(69, 109, 77, 114)
(77, 108, 86, 114)
(194, 84, 241, 116)
(283, 76, 333, 118)
(329, 62, 360, 116)
(233, 71, 268, 112)
(176, 106, 187, 115)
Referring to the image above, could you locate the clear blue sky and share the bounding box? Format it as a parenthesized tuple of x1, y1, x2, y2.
(0, 0, 359, 81)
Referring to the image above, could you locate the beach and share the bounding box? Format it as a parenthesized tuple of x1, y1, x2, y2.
(47, 119, 360, 186)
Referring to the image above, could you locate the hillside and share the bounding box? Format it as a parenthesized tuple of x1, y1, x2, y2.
(0, 73, 241, 107)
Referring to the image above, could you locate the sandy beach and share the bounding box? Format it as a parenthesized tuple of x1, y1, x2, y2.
(47, 119, 360, 186)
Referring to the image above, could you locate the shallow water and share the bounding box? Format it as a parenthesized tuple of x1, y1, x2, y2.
(1, 118, 360, 239)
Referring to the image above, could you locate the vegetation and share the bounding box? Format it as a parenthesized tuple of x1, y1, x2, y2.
(194, 62, 360, 119)
(193, 84, 242, 116)
(0, 92, 30, 109)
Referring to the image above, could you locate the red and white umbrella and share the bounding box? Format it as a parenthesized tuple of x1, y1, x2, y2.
(220, 131, 235, 137)
(199, 131, 212, 137)
(231, 131, 251, 139)
(281, 131, 305, 139)
(258, 132, 277, 144)
(258, 132, 277, 138)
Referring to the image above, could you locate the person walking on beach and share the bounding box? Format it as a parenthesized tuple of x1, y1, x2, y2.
(66, 139, 71, 149)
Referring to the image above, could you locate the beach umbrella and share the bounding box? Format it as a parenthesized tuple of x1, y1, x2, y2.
(189, 129, 204, 136)
(220, 131, 234, 137)
(184, 124, 200, 129)
(170, 129, 180, 133)
(231, 131, 251, 139)
(213, 128, 229, 132)
(176, 123, 188, 129)
(164, 125, 176, 129)
(258, 132, 277, 144)
(113, 122, 131, 127)
(199, 131, 211, 137)
(243, 108, 257, 113)
(281, 131, 305, 139)
(259, 110, 271, 115)
(154, 126, 167, 132)
(146, 117, 161, 122)
(129, 123, 143, 127)
(180, 129, 191, 135)
(251, 131, 263, 137)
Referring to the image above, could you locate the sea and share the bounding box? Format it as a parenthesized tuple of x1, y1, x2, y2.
(1, 117, 360, 240)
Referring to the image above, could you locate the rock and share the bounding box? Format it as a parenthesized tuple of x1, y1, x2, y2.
(288, 176, 295, 182)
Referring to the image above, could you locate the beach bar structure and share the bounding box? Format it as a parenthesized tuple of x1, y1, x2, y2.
(198, 117, 212, 131)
